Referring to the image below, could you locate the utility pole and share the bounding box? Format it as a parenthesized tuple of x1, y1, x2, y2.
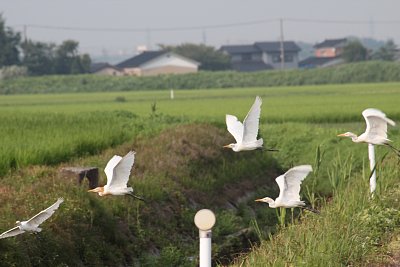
(202, 29, 207, 45)
(279, 18, 285, 70)
(23, 24, 28, 43)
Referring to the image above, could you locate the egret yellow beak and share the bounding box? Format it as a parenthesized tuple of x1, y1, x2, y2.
(255, 199, 263, 202)
(337, 133, 346, 137)
(87, 189, 95, 192)
(223, 145, 230, 148)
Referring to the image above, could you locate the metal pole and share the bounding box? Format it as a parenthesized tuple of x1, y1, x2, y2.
(279, 18, 285, 70)
(368, 143, 376, 193)
(199, 230, 212, 267)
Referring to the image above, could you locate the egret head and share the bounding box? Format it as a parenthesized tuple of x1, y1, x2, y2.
(88, 187, 105, 196)
(255, 197, 274, 205)
(337, 132, 358, 141)
(223, 143, 239, 151)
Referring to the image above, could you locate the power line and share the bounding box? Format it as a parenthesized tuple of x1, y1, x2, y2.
(13, 18, 277, 33)
(12, 17, 400, 34)
(284, 18, 400, 25)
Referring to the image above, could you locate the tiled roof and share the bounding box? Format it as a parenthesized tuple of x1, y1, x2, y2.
(116, 51, 166, 68)
(255, 41, 301, 52)
(90, 62, 120, 73)
(220, 45, 260, 54)
(220, 41, 301, 55)
(299, 56, 341, 67)
(314, 38, 347, 49)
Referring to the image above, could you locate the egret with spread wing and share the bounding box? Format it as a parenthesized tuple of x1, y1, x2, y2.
(0, 198, 64, 239)
(255, 165, 318, 213)
(88, 151, 145, 201)
(337, 108, 399, 156)
(224, 96, 264, 152)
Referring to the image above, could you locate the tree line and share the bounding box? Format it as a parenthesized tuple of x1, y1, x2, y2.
(341, 39, 398, 63)
(0, 15, 91, 76)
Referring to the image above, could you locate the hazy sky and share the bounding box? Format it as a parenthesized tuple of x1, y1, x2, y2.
(2, 0, 400, 57)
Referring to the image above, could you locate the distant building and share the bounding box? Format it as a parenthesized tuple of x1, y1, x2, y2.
(90, 62, 123, 76)
(299, 38, 347, 68)
(314, 38, 347, 57)
(116, 51, 200, 76)
(220, 41, 301, 71)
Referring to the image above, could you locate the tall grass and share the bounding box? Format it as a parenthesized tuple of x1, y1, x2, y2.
(231, 152, 400, 266)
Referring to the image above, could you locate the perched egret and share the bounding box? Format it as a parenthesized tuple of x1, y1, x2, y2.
(88, 151, 145, 201)
(337, 108, 399, 156)
(224, 96, 266, 152)
(0, 198, 64, 239)
(255, 165, 319, 213)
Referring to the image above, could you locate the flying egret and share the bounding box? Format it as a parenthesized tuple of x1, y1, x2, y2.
(0, 198, 64, 239)
(337, 108, 399, 156)
(255, 165, 319, 213)
(224, 96, 267, 152)
(88, 151, 145, 201)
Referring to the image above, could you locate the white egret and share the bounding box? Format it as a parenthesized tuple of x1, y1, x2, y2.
(88, 151, 145, 201)
(255, 165, 319, 213)
(337, 108, 399, 154)
(0, 198, 64, 239)
(224, 96, 265, 152)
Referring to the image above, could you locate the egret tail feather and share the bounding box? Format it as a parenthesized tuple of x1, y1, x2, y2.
(301, 206, 320, 214)
(128, 192, 146, 202)
(385, 143, 400, 158)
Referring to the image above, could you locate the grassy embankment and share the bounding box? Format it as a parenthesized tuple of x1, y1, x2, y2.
(0, 82, 399, 266)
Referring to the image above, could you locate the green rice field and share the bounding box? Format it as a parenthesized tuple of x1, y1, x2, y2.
(0, 81, 399, 266)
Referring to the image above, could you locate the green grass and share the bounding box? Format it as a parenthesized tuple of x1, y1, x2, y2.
(1, 82, 399, 121)
(0, 81, 399, 266)
(1, 61, 400, 94)
(231, 154, 400, 266)
(1, 82, 399, 177)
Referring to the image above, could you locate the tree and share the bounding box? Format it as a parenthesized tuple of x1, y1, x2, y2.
(21, 40, 56, 75)
(342, 40, 368, 62)
(0, 14, 21, 67)
(54, 40, 91, 74)
(158, 43, 231, 71)
(372, 39, 398, 61)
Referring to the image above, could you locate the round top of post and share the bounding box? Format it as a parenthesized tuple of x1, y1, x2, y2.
(194, 209, 216, 231)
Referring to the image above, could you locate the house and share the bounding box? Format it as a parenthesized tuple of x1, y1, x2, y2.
(314, 38, 347, 58)
(299, 38, 347, 68)
(116, 51, 200, 76)
(90, 62, 123, 76)
(220, 41, 301, 71)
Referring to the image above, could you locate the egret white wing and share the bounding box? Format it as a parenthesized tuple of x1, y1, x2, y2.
(226, 114, 244, 144)
(0, 227, 25, 239)
(363, 108, 395, 141)
(278, 165, 312, 202)
(107, 151, 135, 190)
(26, 198, 64, 228)
(104, 155, 123, 185)
(242, 96, 262, 143)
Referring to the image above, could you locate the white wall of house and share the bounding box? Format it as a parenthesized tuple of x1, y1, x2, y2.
(265, 52, 299, 69)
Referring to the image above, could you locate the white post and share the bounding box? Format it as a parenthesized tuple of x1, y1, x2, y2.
(170, 89, 174, 100)
(199, 230, 212, 267)
(368, 143, 376, 193)
(194, 209, 216, 267)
